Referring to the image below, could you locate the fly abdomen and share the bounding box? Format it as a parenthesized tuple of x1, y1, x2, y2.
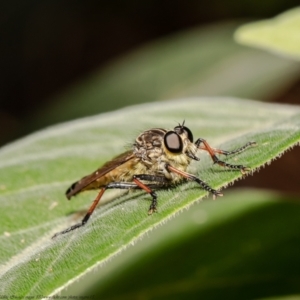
(66, 181, 79, 199)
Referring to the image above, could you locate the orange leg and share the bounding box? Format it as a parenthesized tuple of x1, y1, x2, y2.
(52, 188, 106, 238)
(52, 175, 166, 238)
(167, 164, 223, 198)
(133, 176, 158, 214)
(195, 139, 256, 173)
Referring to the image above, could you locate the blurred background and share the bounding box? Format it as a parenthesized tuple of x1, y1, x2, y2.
(1, 0, 300, 194)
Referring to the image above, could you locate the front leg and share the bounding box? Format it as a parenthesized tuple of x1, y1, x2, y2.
(195, 138, 256, 173)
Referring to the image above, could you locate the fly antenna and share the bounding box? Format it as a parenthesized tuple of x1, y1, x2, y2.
(177, 120, 185, 127)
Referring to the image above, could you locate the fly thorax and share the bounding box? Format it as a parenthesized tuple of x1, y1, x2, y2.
(133, 128, 166, 165)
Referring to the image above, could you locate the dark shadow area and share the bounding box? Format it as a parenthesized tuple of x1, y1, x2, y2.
(1, 0, 300, 146)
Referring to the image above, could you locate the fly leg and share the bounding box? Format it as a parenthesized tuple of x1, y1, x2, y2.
(52, 183, 141, 238)
(52, 177, 166, 238)
(100, 179, 165, 215)
(106, 175, 167, 214)
(166, 164, 223, 199)
(133, 174, 169, 215)
(195, 138, 256, 173)
(52, 187, 106, 238)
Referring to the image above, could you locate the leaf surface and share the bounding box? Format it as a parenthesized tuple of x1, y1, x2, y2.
(0, 98, 300, 297)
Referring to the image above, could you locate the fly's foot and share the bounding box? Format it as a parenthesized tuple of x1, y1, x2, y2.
(212, 190, 223, 200)
(241, 166, 251, 174)
(148, 205, 157, 215)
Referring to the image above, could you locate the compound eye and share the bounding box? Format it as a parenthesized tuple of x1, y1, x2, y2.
(164, 131, 183, 153)
(174, 126, 194, 142)
(183, 126, 193, 142)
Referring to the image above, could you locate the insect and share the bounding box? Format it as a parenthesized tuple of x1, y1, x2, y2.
(52, 122, 256, 238)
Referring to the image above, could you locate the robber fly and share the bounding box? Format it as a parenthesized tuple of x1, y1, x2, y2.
(52, 122, 256, 238)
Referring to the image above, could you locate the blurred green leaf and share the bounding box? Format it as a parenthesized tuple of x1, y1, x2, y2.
(29, 22, 300, 130)
(1, 98, 300, 297)
(235, 7, 300, 61)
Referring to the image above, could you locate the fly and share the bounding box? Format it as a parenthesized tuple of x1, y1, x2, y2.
(52, 122, 256, 238)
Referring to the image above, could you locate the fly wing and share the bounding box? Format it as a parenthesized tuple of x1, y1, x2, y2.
(66, 150, 135, 199)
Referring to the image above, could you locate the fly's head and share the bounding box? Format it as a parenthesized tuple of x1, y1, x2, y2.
(133, 122, 198, 168)
(163, 122, 198, 164)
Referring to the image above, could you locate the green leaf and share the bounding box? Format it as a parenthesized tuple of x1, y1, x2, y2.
(0, 98, 300, 297)
(85, 189, 300, 299)
(234, 7, 300, 61)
